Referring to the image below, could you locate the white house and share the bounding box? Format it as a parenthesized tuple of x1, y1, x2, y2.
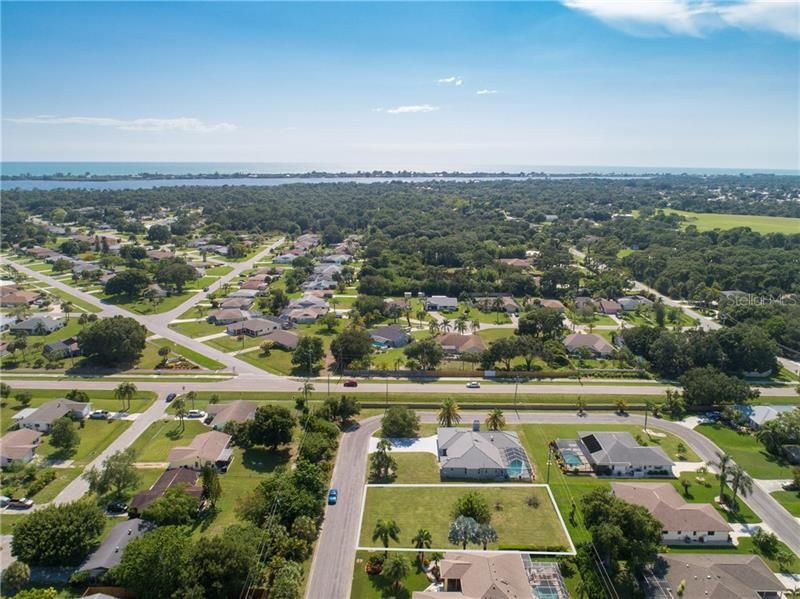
(570, 431, 674, 477)
(425, 295, 458, 312)
(168, 430, 233, 470)
(18, 399, 91, 432)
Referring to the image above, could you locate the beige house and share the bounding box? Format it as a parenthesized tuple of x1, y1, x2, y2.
(206, 400, 257, 430)
(435, 333, 487, 355)
(612, 482, 732, 545)
(413, 553, 530, 599)
(168, 430, 232, 470)
(0, 429, 42, 467)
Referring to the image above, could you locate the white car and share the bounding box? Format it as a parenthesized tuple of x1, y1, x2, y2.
(466, 381, 481, 389)
(187, 409, 206, 419)
(90, 410, 110, 420)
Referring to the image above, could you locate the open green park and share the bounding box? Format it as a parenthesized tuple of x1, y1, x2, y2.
(664, 209, 800, 235)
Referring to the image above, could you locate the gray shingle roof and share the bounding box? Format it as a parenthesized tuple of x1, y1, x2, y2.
(578, 431, 674, 469)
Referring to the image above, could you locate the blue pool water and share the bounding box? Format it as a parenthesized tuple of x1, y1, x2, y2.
(561, 450, 583, 466)
(507, 459, 524, 477)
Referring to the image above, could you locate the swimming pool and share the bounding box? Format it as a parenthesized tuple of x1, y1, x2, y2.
(561, 450, 583, 467)
(507, 459, 524, 477)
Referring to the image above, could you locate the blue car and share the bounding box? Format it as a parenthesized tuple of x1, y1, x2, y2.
(327, 488, 338, 505)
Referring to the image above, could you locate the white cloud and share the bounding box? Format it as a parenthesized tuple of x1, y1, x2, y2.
(6, 115, 236, 132)
(375, 105, 440, 114)
(476, 89, 498, 95)
(437, 76, 463, 86)
(562, 0, 799, 38)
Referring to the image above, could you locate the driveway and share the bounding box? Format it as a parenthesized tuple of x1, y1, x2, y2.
(367, 435, 437, 454)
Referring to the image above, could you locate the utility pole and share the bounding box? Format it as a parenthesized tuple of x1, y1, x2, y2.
(546, 445, 552, 484)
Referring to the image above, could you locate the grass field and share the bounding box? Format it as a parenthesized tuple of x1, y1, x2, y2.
(665, 209, 800, 235)
(170, 319, 222, 338)
(41, 287, 102, 314)
(670, 472, 759, 524)
(368, 452, 441, 484)
(128, 419, 208, 462)
(359, 485, 570, 551)
(150, 337, 226, 370)
(771, 490, 800, 517)
(695, 423, 794, 479)
(38, 419, 131, 465)
(351, 550, 430, 599)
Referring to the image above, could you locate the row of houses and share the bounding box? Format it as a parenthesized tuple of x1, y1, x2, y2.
(581, 294, 654, 315)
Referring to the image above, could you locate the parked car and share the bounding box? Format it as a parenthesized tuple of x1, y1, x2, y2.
(187, 409, 206, 419)
(466, 381, 481, 389)
(8, 498, 33, 510)
(203, 287, 210, 292)
(90, 410, 110, 420)
(107, 501, 128, 514)
(343, 380, 358, 388)
(0, 496, 10, 508)
(166, 393, 177, 403)
(327, 488, 338, 505)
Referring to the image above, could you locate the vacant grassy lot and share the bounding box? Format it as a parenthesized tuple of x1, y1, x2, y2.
(368, 452, 441, 484)
(696, 423, 794, 479)
(171, 319, 223, 338)
(771, 490, 800, 517)
(665, 208, 800, 235)
(351, 550, 430, 599)
(662, 536, 800, 573)
(100, 290, 196, 315)
(359, 485, 570, 551)
(38, 420, 131, 465)
(1, 389, 156, 432)
(150, 337, 226, 370)
(128, 419, 208, 462)
(44, 287, 102, 313)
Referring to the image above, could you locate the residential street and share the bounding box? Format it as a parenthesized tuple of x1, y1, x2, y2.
(305, 410, 800, 599)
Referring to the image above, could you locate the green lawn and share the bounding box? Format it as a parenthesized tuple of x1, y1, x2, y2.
(1, 389, 156, 432)
(567, 311, 617, 327)
(696, 423, 794, 479)
(351, 550, 430, 599)
(359, 486, 570, 551)
(476, 328, 515, 343)
(205, 334, 262, 353)
(40, 287, 102, 313)
(150, 337, 226, 370)
(670, 472, 759, 524)
(664, 209, 800, 235)
(663, 537, 800, 574)
(171, 319, 223, 338)
(128, 419, 208, 462)
(368, 452, 441, 484)
(236, 347, 297, 375)
(38, 420, 131, 465)
(771, 490, 800, 517)
(197, 445, 292, 537)
(30, 467, 83, 503)
(460, 305, 513, 325)
(100, 290, 196, 315)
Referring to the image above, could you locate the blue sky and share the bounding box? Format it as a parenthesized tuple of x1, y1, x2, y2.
(2, 1, 798, 169)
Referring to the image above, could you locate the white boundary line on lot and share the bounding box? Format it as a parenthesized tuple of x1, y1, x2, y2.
(357, 483, 576, 556)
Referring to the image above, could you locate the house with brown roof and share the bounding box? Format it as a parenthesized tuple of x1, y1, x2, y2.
(219, 297, 254, 310)
(538, 299, 566, 312)
(435, 333, 487, 355)
(598, 298, 622, 315)
(562, 332, 615, 357)
(168, 430, 232, 471)
(146, 249, 175, 261)
(413, 552, 532, 599)
(0, 429, 42, 467)
(0, 290, 39, 307)
(206, 400, 257, 430)
(643, 554, 786, 599)
(262, 330, 300, 350)
(497, 257, 533, 269)
(612, 482, 732, 545)
(129, 468, 203, 514)
(474, 296, 521, 314)
(240, 279, 267, 291)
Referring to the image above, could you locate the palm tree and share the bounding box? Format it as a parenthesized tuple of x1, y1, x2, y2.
(411, 528, 432, 562)
(61, 301, 73, 322)
(728, 464, 753, 511)
(492, 297, 504, 323)
(576, 396, 587, 416)
(382, 556, 410, 590)
(428, 319, 440, 337)
(438, 397, 461, 427)
(470, 319, 481, 333)
(372, 519, 400, 556)
(173, 396, 187, 432)
(712, 452, 732, 503)
(299, 381, 314, 401)
(454, 317, 468, 335)
(644, 398, 655, 431)
(416, 310, 427, 329)
(114, 382, 137, 412)
(440, 318, 452, 333)
(485, 408, 505, 431)
(403, 307, 412, 328)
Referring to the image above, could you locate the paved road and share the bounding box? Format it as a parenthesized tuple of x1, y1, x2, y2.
(305, 410, 800, 599)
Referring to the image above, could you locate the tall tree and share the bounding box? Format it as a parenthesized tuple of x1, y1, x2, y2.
(372, 519, 400, 556)
(201, 464, 222, 508)
(438, 397, 461, 427)
(485, 408, 506, 431)
(382, 556, 410, 590)
(114, 381, 137, 411)
(712, 452, 732, 503)
(82, 448, 140, 498)
(411, 528, 432, 563)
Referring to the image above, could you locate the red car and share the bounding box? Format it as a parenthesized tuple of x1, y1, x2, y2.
(343, 379, 358, 388)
